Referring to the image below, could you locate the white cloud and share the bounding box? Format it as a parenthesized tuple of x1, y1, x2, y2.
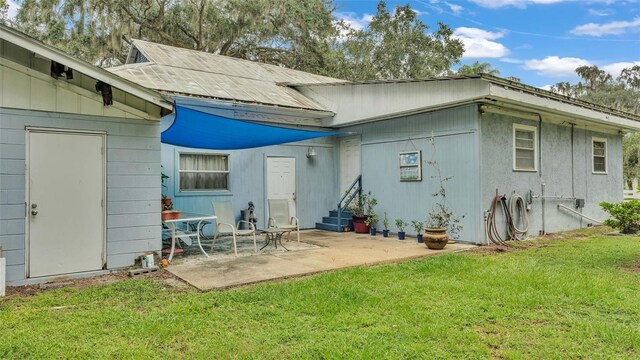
(523, 56, 592, 77)
(601, 61, 640, 76)
(453, 27, 510, 59)
(335, 12, 373, 31)
(570, 17, 640, 36)
(445, 2, 464, 14)
(7, 0, 19, 19)
(468, 0, 564, 9)
(539, 84, 553, 91)
(499, 57, 524, 64)
(588, 8, 615, 17)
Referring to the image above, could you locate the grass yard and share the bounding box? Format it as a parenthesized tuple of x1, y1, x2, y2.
(1, 231, 639, 359)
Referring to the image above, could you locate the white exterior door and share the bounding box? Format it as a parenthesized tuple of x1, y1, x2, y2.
(339, 136, 361, 193)
(266, 157, 296, 217)
(27, 130, 105, 278)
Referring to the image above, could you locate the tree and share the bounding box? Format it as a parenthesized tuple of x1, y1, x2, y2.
(11, 0, 464, 80)
(623, 133, 640, 190)
(333, 1, 463, 81)
(13, 0, 341, 72)
(550, 65, 640, 114)
(456, 61, 500, 76)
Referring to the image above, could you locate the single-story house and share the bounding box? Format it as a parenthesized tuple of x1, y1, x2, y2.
(0, 25, 172, 285)
(109, 40, 640, 246)
(3, 28, 640, 285)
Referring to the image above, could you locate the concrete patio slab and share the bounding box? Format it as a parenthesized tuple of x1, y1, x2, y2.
(167, 230, 476, 291)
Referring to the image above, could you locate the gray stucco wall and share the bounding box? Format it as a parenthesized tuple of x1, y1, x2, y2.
(480, 113, 623, 239)
(161, 136, 338, 232)
(343, 105, 483, 243)
(0, 108, 161, 284)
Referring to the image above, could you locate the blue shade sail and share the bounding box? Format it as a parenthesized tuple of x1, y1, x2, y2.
(161, 105, 337, 150)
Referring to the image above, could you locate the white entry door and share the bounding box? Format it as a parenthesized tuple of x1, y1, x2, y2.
(266, 157, 296, 218)
(339, 136, 361, 193)
(27, 130, 105, 278)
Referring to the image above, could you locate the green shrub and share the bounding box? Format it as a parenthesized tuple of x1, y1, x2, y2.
(600, 200, 640, 234)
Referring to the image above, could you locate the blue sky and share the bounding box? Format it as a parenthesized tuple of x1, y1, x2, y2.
(335, 0, 640, 88)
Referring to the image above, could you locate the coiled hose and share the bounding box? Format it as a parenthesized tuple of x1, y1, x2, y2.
(508, 193, 529, 240)
(485, 192, 529, 245)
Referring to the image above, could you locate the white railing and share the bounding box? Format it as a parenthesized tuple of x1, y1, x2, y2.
(624, 190, 640, 200)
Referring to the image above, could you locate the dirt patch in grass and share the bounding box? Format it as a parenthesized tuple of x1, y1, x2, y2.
(622, 259, 640, 273)
(5, 269, 189, 297)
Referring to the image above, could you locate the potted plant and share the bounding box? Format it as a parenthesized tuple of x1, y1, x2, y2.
(411, 220, 425, 243)
(382, 212, 390, 237)
(423, 137, 464, 250)
(365, 211, 379, 236)
(161, 170, 172, 210)
(395, 219, 407, 240)
(348, 191, 378, 234)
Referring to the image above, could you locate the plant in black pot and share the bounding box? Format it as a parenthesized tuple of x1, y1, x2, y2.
(382, 212, 390, 237)
(365, 211, 379, 236)
(348, 191, 378, 234)
(411, 220, 425, 243)
(395, 219, 407, 240)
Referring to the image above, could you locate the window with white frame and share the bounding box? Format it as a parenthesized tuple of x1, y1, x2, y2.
(179, 153, 229, 191)
(592, 137, 607, 174)
(513, 124, 537, 171)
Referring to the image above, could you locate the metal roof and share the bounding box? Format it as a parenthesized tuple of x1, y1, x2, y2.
(108, 40, 345, 112)
(289, 74, 640, 122)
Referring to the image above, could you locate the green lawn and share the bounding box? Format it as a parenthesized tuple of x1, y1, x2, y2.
(1, 232, 639, 359)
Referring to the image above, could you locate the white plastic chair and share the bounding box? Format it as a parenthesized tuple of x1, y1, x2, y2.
(267, 199, 300, 244)
(211, 201, 257, 256)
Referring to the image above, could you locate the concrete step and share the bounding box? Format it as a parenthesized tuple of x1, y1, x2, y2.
(329, 210, 353, 218)
(322, 216, 353, 226)
(315, 222, 351, 232)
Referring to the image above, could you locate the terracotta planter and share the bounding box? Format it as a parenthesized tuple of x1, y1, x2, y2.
(424, 227, 448, 250)
(162, 210, 181, 221)
(352, 215, 370, 234)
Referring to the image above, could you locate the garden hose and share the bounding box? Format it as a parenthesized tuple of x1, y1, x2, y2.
(486, 194, 512, 245)
(508, 193, 529, 240)
(485, 192, 529, 245)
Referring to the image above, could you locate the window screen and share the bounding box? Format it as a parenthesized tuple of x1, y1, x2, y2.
(513, 125, 536, 171)
(179, 154, 229, 191)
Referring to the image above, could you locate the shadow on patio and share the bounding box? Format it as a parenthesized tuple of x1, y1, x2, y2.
(166, 229, 476, 291)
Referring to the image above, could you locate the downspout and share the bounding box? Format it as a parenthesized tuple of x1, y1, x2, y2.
(538, 115, 545, 234)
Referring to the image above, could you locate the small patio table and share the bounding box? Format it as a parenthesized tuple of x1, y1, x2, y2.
(260, 228, 291, 251)
(163, 212, 217, 262)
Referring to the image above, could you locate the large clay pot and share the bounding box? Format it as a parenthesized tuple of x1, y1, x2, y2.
(424, 227, 448, 250)
(352, 215, 370, 233)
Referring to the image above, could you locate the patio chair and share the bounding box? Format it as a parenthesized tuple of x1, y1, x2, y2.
(267, 199, 300, 244)
(211, 201, 257, 256)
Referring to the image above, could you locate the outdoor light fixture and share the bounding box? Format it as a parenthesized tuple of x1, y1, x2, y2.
(306, 147, 317, 159)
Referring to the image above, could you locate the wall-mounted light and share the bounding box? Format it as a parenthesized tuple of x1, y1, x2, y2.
(306, 147, 317, 159)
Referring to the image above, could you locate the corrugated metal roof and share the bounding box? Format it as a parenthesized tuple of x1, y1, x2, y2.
(108, 40, 345, 111)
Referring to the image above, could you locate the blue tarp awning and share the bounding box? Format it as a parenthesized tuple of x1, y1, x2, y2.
(161, 105, 337, 150)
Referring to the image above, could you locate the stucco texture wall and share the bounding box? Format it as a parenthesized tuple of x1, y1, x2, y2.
(480, 113, 623, 238)
(343, 105, 483, 243)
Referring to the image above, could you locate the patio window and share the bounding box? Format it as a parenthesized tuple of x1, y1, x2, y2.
(513, 124, 537, 171)
(179, 153, 229, 191)
(592, 137, 607, 174)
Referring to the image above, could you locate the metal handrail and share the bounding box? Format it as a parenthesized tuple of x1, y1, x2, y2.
(336, 175, 362, 232)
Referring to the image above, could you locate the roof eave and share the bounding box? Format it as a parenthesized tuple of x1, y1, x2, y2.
(0, 25, 172, 111)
